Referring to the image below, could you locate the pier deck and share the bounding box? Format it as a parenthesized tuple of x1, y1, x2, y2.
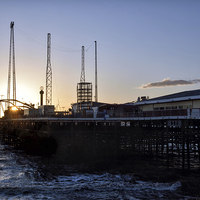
(0, 117, 200, 170)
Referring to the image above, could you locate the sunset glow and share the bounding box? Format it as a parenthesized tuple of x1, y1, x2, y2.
(11, 106, 18, 111)
(0, 1, 200, 111)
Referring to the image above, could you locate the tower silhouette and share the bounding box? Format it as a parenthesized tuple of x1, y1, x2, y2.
(46, 33, 52, 105)
(7, 21, 16, 108)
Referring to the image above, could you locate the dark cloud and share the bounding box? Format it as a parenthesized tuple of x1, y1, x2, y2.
(140, 78, 200, 89)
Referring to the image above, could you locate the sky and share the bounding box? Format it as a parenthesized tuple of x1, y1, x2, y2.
(1, 0, 200, 112)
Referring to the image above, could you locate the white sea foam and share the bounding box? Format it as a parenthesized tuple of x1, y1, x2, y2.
(0, 144, 191, 199)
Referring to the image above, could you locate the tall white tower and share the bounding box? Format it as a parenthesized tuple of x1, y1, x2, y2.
(7, 21, 16, 108)
(94, 41, 98, 102)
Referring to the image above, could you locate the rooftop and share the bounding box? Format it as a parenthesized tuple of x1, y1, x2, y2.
(134, 89, 200, 106)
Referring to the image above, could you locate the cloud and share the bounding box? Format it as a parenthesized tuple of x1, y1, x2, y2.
(140, 78, 200, 89)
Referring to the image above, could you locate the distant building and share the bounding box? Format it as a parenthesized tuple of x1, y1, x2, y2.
(71, 102, 105, 118)
(24, 108, 39, 116)
(23, 89, 200, 119)
(134, 89, 200, 118)
(24, 105, 55, 117)
(38, 105, 55, 116)
(98, 104, 135, 118)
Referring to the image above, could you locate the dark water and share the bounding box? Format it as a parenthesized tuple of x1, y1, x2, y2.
(0, 144, 192, 200)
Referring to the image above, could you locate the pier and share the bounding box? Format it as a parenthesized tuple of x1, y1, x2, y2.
(1, 117, 200, 171)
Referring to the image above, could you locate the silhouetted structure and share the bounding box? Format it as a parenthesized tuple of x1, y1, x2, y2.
(94, 41, 98, 102)
(46, 33, 52, 105)
(80, 46, 85, 82)
(7, 21, 16, 108)
(77, 46, 92, 112)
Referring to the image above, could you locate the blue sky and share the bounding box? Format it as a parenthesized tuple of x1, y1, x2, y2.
(1, 0, 200, 110)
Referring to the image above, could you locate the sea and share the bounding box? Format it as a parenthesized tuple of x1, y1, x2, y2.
(0, 143, 194, 200)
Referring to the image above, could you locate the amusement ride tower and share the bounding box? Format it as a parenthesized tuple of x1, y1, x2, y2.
(46, 33, 52, 105)
(7, 21, 16, 108)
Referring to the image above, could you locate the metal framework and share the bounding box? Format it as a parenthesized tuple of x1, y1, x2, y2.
(46, 33, 52, 105)
(77, 46, 92, 111)
(7, 21, 16, 108)
(77, 82, 92, 111)
(80, 46, 85, 82)
(0, 99, 35, 109)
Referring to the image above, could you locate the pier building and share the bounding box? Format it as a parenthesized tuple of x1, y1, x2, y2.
(24, 105, 55, 117)
(3, 89, 200, 120)
(134, 89, 200, 118)
(20, 89, 200, 119)
(98, 104, 135, 118)
(71, 101, 105, 117)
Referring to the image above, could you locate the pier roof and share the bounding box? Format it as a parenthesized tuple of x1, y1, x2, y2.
(134, 89, 200, 105)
